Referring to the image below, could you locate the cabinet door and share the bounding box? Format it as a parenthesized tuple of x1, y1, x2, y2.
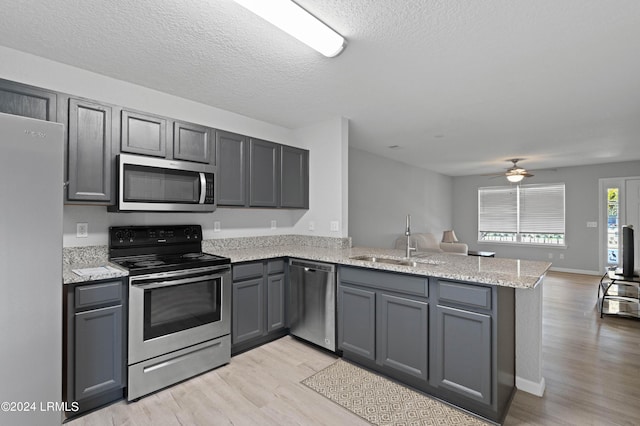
(249, 139, 279, 207)
(232, 278, 265, 344)
(377, 293, 428, 380)
(433, 305, 491, 404)
(173, 121, 212, 164)
(338, 285, 376, 361)
(267, 273, 286, 332)
(121, 110, 167, 157)
(216, 130, 247, 206)
(280, 146, 309, 209)
(74, 305, 123, 401)
(67, 98, 113, 202)
(0, 79, 56, 121)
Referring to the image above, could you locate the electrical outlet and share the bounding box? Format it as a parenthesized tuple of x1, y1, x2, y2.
(271, 220, 277, 230)
(559, 253, 565, 260)
(308, 221, 315, 231)
(548, 253, 553, 259)
(330, 221, 339, 232)
(214, 221, 221, 232)
(76, 222, 88, 238)
(586, 221, 598, 228)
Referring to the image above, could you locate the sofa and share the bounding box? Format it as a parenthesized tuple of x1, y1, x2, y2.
(394, 233, 468, 255)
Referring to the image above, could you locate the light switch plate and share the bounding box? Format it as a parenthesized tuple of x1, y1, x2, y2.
(330, 221, 339, 232)
(586, 221, 598, 228)
(271, 220, 277, 230)
(214, 221, 221, 232)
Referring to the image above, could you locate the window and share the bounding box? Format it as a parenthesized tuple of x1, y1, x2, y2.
(478, 183, 565, 245)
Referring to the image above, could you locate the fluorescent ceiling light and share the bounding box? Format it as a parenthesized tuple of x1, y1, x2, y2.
(233, 0, 346, 57)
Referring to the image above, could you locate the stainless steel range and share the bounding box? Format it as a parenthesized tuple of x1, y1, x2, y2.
(109, 225, 231, 401)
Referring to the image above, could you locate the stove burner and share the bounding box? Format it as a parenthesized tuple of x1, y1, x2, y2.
(135, 260, 165, 267)
(181, 253, 204, 259)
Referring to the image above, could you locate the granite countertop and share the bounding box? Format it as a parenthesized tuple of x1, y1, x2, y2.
(203, 244, 551, 289)
(62, 237, 551, 288)
(63, 246, 128, 285)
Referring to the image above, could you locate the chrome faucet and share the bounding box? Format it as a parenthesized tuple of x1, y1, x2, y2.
(405, 214, 416, 258)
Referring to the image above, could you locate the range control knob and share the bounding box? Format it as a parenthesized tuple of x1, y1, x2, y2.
(115, 230, 124, 241)
(125, 230, 135, 241)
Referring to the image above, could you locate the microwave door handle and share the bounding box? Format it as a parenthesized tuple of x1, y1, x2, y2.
(199, 172, 206, 204)
(133, 273, 221, 289)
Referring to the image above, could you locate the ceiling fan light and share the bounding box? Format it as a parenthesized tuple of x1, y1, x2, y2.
(506, 174, 525, 183)
(233, 0, 346, 57)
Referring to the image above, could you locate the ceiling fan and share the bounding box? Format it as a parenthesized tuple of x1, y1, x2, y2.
(485, 158, 534, 183)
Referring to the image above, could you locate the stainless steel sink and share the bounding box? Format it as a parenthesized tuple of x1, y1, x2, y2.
(350, 255, 418, 267)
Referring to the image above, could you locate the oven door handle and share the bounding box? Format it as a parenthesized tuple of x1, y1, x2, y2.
(132, 273, 221, 289)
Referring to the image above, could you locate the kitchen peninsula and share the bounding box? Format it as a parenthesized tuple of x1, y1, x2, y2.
(64, 236, 550, 424)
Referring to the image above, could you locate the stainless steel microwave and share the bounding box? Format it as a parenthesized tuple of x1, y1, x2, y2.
(111, 154, 216, 212)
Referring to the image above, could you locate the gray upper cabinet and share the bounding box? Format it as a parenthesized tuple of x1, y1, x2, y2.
(173, 121, 212, 164)
(0, 79, 57, 121)
(66, 98, 115, 203)
(249, 139, 280, 207)
(216, 130, 248, 206)
(280, 145, 309, 209)
(121, 110, 167, 157)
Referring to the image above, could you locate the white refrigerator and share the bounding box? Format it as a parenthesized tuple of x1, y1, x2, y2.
(0, 112, 64, 425)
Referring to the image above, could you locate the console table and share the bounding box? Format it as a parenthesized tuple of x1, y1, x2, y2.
(598, 271, 640, 319)
(468, 250, 496, 257)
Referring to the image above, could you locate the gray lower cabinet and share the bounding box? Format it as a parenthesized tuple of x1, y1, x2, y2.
(338, 267, 515, 424)
(249, 138, 280, 207)
(433, 305, 491, 404)
(231, 259, 287, 354)
(338, 267, 429, 382)
(280, 145, 309, 208)
(216, 130, 248, 206)
(66, 97, 117, 203)
(267, 273, 286, 331)
(64, 279, 126, 420)
(377, 293, 429, 381)
(338, 285, 376, 360)
(0, 78, 57, 121)
(232, 277, 265, 343)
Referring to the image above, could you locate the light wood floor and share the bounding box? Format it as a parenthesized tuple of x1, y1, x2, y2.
(69, 271, 640, 426)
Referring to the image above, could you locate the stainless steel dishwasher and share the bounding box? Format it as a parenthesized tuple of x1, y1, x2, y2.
(288, 259, 336, 352)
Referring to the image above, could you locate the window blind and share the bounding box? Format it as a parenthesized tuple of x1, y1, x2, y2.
(478, 187, 517, 233)
(519, 183, 565, 233)
(478, 183, 565, 237)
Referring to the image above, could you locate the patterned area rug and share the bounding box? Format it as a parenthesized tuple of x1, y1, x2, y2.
(302, 359, 491, 426)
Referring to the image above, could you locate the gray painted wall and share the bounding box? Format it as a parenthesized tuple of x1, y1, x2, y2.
(349, 148, 453, 248)
(452, 160, 640, 273)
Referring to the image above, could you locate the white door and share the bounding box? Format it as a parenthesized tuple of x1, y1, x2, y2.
(626, 179, 640, 269)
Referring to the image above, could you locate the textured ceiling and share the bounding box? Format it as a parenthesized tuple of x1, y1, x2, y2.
(1, 0, 639, 176)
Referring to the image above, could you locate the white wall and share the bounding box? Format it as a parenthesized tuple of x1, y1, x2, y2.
(452, 160, 640, 274)
(348, 148, 453, 248)
(0, 46, 349, 246)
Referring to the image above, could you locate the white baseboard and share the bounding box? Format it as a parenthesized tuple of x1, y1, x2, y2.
(549, 266, 601, 276)
(516, 375, 546, 396)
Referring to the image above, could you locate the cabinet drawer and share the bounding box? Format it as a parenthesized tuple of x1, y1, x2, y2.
(233, 262, 264, 281)
(75, 280, 122, 310)
(267, 259, 285, 275)
(438, 280, 491, 310)
(339, 266, 428, 298)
